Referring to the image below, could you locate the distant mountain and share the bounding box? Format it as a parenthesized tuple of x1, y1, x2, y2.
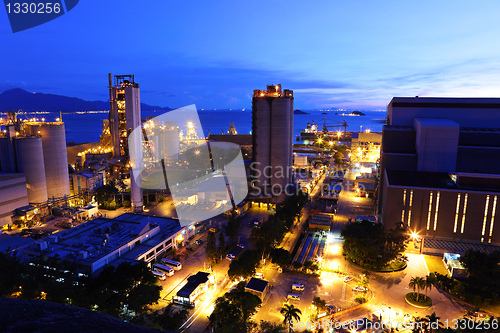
(294, 109, 309, 114)
(0, 88, 173, 112)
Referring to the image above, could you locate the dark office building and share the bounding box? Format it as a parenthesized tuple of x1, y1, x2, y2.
(379, 97, 500, 253)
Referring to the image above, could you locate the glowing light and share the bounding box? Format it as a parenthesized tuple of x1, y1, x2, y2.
(411, 232, 419, 239)
(195, 150, 200, 155)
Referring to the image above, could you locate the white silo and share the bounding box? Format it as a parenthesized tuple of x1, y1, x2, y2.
(14, 136, 48, 203)
(26, 122, 70, 199)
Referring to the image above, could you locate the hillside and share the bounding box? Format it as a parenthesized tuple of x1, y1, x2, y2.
(0, 297, 170, 333)
(0, 88, 172, 112)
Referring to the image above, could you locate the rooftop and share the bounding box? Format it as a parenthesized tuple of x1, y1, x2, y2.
(386, 169, 500, 193)
(245, 277, 269, 293)
(177, 271, 210, 298)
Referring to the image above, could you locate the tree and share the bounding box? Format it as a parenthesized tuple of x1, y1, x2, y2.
(218, 232, 227, 258)
(209, 285, 261, 333)
(409, 276, 425, 302)
(227, 250, 261, 280)
(154, 303, 189, 332)
(423, 312, 442, 333)
(303, 259, 319, 272)
(312, 297, 326, 318)
(270, 248, 292, 267)
(292, 261, 303, 270)
(341, 220, 408, 269)
(258, 321, 286, 333)
(423, 277, 432, 301)
(224, 209, 241, 246)
(206, 231, 217, 261)
(281, 303, 302, 333)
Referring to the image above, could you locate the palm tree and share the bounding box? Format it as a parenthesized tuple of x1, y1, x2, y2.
(424, 312, 442, 333)
(423, 277, 432, 301)
(409, 276, 425, 302)
(281, 303, 302, 333)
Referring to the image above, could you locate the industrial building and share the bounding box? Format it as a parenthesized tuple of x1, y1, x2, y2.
(379, 97, 500, 253)
(0, 112, 71, 226)
(251, 84, 294, 203)
(0, 173, 29, 227)
(22, 213, 190, 275)
(70, 170, 105, 196)
(173, 271, 211, 308)
(108, 74, 143, 211)
(244, 277, 270, 301)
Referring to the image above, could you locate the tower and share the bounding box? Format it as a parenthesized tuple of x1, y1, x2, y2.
(108, 74, 143, 211)
(251, 84, 294, 202)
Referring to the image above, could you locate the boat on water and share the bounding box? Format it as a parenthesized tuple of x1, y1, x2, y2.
(339, 111, 365, 116)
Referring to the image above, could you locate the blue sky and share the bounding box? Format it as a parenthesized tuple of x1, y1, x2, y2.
(2, 0, 500, 110)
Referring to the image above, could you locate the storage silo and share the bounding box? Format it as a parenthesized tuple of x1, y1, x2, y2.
(251, 85, 294, 202)
(14, 136, 48, 203)
(160, 126, 180, 165)
(26, 122, 70, 199)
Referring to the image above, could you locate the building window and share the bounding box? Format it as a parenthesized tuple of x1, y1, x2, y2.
(489, 196, 497, 241)
(407, 190, 413, 226)
(426, 192, 433, 231)
(453, 194, 461, 234)
(461, 194, 468, 234)
(481, 195, 490, 241)
(433, 192, 440, 231)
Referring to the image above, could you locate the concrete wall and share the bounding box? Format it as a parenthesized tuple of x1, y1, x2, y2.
(383, 184, 500, 245)
(14, 137, 48, 203)
(414, 118, 460, 172)
(0, 174, 29, 227)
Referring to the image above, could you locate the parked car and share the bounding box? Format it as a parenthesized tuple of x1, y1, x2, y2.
(353, 286, 367, 292)
(343, 276, 353, 283)
(226, 254, 235, 260)
(195, 239, 203, 245)
(187, 246, 194, 251)
(237, 243, 245, 248)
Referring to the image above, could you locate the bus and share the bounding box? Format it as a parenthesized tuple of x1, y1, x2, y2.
(153, 263, 174, 276)
(161, 258, 182, 270)
(151, 270, 167, 280)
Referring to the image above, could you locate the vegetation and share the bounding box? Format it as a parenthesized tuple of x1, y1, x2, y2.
(280, 303, 302, 333)
(218, 232, 227, 258)
(227, 250, 261, 280)
(0, 252, 161, 321)
(405, 292, 432, 307)
(270, 248, 292, 267)
(224, 209, 242, 246)
(206, 230, 217, 262)
(209, 281, 261, 333)
(311, 296, 327, 318)
(341, 220, 408, 270)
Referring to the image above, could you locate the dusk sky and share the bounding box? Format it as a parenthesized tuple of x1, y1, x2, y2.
(2, 1, 500, 110)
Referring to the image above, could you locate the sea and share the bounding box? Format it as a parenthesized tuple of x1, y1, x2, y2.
(5, 109, 387, 144)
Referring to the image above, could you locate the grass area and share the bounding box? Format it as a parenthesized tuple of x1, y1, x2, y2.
(346, 258, 407, 272)
(424, 255, 449, 276)
(405, 292, 432, 307)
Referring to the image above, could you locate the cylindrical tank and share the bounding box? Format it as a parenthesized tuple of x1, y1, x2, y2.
(161, 127, 180, 165)
(252, 98, 271, 189)
(27, 123, 70, 199)
(14, 136, 48, 203)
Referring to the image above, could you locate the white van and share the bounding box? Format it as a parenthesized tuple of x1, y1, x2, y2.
(287, 293, 301, 301)
(291, 283, 305, 292)
(151, 270, 167, 281)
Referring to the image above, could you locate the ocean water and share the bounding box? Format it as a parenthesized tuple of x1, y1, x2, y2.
(12, 109, 387, 143)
